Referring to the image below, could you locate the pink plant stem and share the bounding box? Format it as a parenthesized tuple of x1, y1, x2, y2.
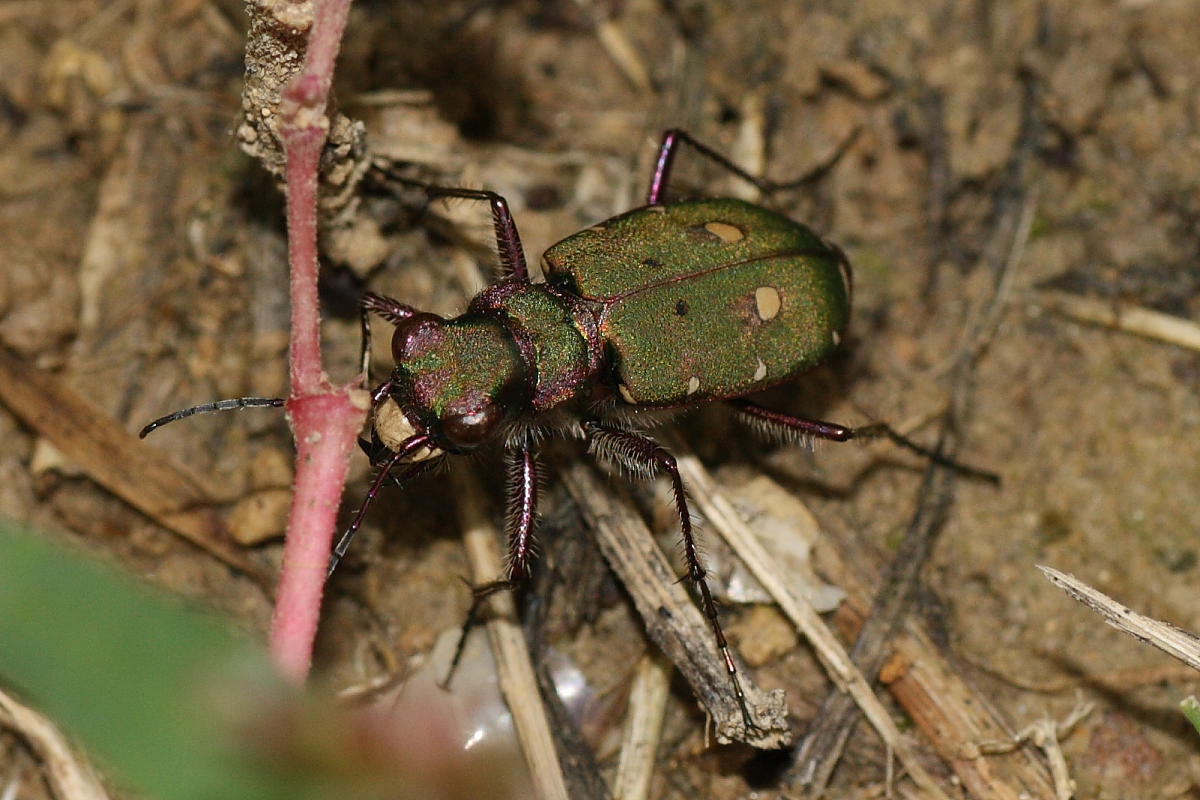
(268, 0, 365, 683)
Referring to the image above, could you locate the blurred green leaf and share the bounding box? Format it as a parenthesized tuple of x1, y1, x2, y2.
(0, 521, 529, 800)
(0, 522, 294, 800)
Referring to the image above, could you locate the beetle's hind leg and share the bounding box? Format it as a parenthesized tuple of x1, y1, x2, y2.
(647, 127, 860, 205)
(583, 420, 761, 732)
(729, 399, 1000, 484)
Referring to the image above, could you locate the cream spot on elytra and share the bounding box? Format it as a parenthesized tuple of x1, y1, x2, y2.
(754, 286, 782, 320)
(686, 376, 700, 395)
(832, 330, 842, 346)
(618, 383, 637, 403)
(753, 358, 768, 382)
(704, 221, 744, 243)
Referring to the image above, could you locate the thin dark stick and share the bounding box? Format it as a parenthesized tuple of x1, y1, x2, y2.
(138, 397, 285, 438)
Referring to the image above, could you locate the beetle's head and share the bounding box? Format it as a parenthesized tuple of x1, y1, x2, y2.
(380, 312, 525, 455)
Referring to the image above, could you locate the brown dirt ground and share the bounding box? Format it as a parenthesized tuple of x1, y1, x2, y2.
(2, 1, 1199, 798)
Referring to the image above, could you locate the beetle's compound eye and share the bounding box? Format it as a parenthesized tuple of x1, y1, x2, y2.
(391, 312, 444, 363)
(440, 400, 502, 450)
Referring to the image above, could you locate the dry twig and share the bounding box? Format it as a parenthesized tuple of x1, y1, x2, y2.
(560, 461, 790, 748)
(977, 699, 1093, 800)
(666, 442, 951, 799)
(0, 686, 110, 800)
(1040, 566, 1200, 672)
(613, 653, 672, 800)
(0, 348, 266, 582)
(1038, 292, 1200, 354)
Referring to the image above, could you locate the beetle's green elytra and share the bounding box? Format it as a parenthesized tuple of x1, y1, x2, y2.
(541, 199, 850, 405)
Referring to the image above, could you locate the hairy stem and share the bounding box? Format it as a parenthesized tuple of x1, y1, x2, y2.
(265, 0, 366, 683)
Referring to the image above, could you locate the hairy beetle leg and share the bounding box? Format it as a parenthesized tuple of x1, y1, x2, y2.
(505, 439, 541, 584)
(585, 421, 760, 731)
(730, 399, 1000, 484)
(328, 434, 435, 577)
(371, 167, 529, 282)
(359, 292, 417, 383)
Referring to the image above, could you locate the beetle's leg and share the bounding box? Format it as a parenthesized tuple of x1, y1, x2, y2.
(726, 398, 853, 443)
(505, 437, 541, 581)
(583, 421, 759, 731)
(375, 170, 530, 281)
(647, 127, 860, 205)
(358, 292, 417, 384)
(443, 436, 540, 687)
(425, 186, 528, 281)
(729, 399, 1001, 484)
(328, 433, 436, 576)
(358, 427, 440, 490)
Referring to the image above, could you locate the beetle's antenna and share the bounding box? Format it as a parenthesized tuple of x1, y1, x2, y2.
(139, 397, 286, 438)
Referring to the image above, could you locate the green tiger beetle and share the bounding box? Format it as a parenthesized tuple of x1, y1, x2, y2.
(142, 129, 997, 731)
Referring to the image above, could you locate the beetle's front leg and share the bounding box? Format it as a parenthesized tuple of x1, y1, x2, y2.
(328, 432, 436, 576)
(358, 291, 417, 384)
(583, 420, 759, 731)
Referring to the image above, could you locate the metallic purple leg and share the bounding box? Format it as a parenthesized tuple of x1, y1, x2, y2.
(443, 440, 539, 688)
(647, 129, 684, 205)
(584, 421, 759, 730)
(359, 291, 417, 383)
(328, 433, 433, 576)
(730, 399, 1001, 483)
(646, 127, 860, 205)
(504, 441, 540, 581)
(727, 398, 852, 442)
(422, 186, 529, 281)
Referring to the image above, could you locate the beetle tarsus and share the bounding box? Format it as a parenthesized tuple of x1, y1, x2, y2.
(441, 577, 523, 690)
(730, 400, 1000, 484)
(849, 423, 1001, 484)
(648, 127, 860, 204)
